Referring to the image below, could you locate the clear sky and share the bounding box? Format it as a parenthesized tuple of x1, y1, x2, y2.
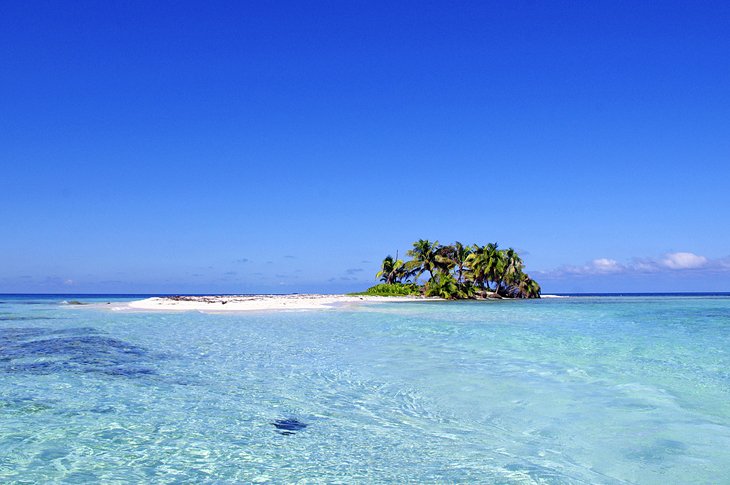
(2, 1, 729, 294)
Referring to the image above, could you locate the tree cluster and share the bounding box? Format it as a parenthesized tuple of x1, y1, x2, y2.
(375, 239, 541, 299)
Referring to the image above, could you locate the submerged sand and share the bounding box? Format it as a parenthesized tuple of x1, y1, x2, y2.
(125, 294, 429, 312)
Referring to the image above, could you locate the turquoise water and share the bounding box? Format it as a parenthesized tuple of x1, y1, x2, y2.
(1, 295, 730, 483)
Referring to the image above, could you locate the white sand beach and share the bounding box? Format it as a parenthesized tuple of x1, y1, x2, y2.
(124, 294, 429, 312)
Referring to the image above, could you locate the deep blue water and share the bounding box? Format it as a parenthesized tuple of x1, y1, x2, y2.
(1, 294, 729, 483)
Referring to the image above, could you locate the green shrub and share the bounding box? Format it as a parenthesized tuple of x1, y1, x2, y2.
(425, 274, 459, 299)
(425, 275, 477, 300)
(349, 283, 421, 297)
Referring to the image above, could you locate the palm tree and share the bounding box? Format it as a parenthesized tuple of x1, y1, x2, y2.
(494, 248, 522, 295)
(447, 241, 472, 283)
(435, 244, 457, 276)
(486, 243, 504, 293)
(375, 255, 406, 284)
(465, 244, 487, 289)
(407, 239, 440, 282)
(515, 273, 541, 298)
(467, 242, 502, 293)
(525, 278, 541, 298)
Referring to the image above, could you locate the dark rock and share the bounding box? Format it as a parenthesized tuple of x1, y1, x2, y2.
(272, 418, 308, 434)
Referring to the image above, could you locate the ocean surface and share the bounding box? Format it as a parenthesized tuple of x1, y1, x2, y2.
(1, 294, 729, 483)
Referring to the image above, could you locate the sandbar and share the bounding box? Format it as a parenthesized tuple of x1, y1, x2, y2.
(124, 294, 430, 312)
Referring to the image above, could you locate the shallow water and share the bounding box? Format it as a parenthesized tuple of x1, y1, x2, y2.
(1, 295, 729, 483)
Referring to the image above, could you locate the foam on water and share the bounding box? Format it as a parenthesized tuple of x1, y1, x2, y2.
(1, 295, 729, 483)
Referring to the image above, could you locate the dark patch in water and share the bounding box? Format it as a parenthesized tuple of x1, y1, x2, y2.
(0, 327, 156, 378)
(625, 438, 688, 463)
(1, 301, 52, 305)
(0, 316, 57, 321)
(16, 336, 146, 357)
(95, 366, 156, 377)
(0, 396, 57, 414)
(0, 327, 99, 339)
(272, 418, 308, 435)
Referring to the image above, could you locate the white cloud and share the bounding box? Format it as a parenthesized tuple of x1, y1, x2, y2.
(540, 251, 724, 278)
(541, 258, 624, 277)
(629, 258, 659, 272)
(661, 252, 708, 270)
(591, 258, 622, 273)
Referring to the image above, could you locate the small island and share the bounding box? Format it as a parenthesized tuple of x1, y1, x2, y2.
(357, 239, 541, 299)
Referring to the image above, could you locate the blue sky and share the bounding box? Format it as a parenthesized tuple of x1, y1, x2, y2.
(1, 1, 729, 294)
